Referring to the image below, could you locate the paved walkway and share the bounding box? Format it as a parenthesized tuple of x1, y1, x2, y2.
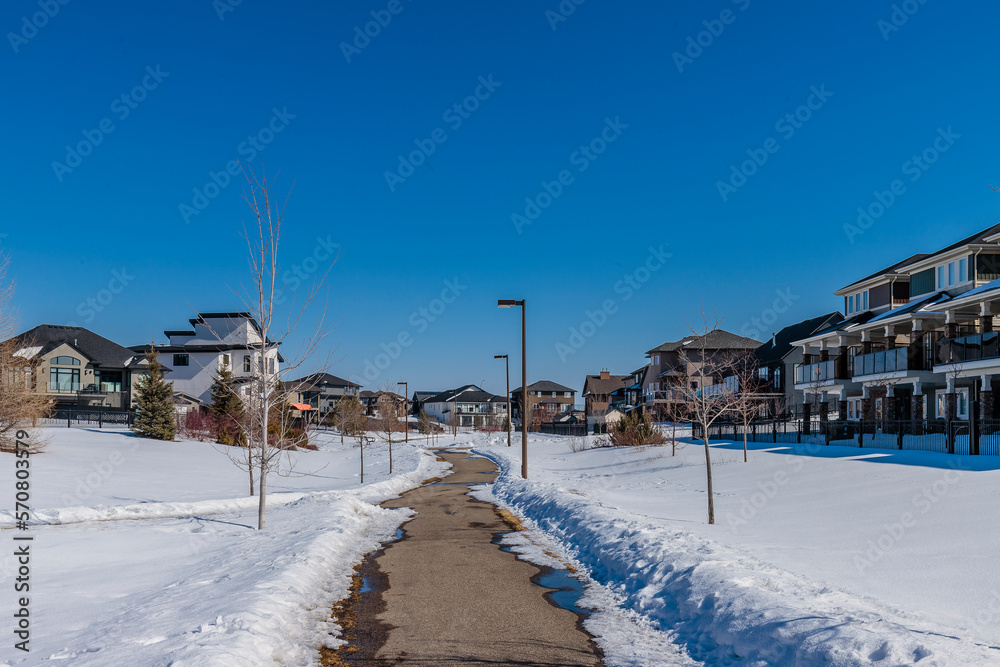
(342, 449, 602, 666)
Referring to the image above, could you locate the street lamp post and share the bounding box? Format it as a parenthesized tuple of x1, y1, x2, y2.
(397, 381, 408, 444)
(498, 299, 527, 478)
(494, 354, 511, 447)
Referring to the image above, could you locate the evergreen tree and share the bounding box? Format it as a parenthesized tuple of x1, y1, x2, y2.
(133, 347, 176, 441)
(417, 409, 432, 434)
(209, 362, 246, 446)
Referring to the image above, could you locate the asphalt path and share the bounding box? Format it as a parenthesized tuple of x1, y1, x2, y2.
(340, 449, 603, 666)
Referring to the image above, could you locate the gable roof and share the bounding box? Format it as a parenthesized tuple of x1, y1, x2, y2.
(510, 380, 575, 394)
(9, 325, 137, 368)
(286, 372, 360, 390)
(646, 329, 760, 355)
(898, 222, 1000, 272)
(424, 385, 506, 404)
(837, 253, 931, 292)
(582, 374, 628, 396)
(754, 312, 843, 365)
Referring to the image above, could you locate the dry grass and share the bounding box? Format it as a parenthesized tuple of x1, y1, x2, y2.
(319, 564, 364, 666)
(495, 507, 526, 532)
(421, 476, 442, 485)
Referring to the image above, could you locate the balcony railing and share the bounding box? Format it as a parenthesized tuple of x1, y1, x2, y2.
(852, 348, 910, 377)
(794, 360, 836, 385)
(937, 331, 1000, 365)
(47, 382, 82, 394)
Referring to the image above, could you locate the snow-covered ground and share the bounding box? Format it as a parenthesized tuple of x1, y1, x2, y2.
(472, 431, 1000, 666)
(7, 426, 1000, 665)
(0, 428, 449, 666)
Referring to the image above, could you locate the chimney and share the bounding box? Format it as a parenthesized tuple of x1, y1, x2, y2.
(600, 369, 610, 380)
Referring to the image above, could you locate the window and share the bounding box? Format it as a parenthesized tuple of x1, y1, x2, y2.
(243, 355, 251, 372)
(222, 354, 231, 367)
(50, 356, 80, 365)
(935, 388, 970, 419)
(173, 354, 189, 367)
(758, 367, 770, 380)
(959, 257, 967, 283)
(948, 262, 956, 286)
(774, 367, 781, 390)
(652, 355, 659, 365)
(938, 265, 945, 288)
(268, 358, 275, 374)
(863, 291, 868, 310)
(49, 367, 80, 392)
(564, 391, 571, 397)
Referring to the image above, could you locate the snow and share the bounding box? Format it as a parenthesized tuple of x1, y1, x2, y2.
(1, 428, 449, 666)
(7, 426, 1000, 665)
(472, 432, 1000, 665)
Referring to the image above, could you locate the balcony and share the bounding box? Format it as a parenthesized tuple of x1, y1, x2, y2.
(852, 348, 911, 377)
(794, 360, 837, 385)
(937, 331, 1000, 366)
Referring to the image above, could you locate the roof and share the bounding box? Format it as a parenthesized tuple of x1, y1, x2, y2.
(289, 403, 313, 411)
(754, 312, 843, 365)
(864, 292, 951, 324)
(412, 391, 442, 402)
(582, 374, 628, 396)
(424, 385, 506, 404)
(286, 372, 360, 390)
(9, 325, 137, 368)
(646, 329, 760, 355)
(837, 253, 930, 292)
(897, 222, 1000, 271)
(511, 380, 575, 394)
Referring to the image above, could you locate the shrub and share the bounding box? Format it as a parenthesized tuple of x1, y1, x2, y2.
(603, 411, 666, 448)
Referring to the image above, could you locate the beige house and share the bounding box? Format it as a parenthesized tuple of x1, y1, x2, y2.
(7, 324, 152, 411)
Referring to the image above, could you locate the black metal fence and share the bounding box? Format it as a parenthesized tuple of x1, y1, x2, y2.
(539, 422, 588, 436)
(694, 418, 1000, 456)
(42, 409, 135, 429)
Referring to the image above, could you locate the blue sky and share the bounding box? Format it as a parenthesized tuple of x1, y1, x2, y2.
(3, 0, 999, 396)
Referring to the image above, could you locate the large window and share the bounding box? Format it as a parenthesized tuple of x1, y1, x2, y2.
(49, 367, 80, 392)
(935, 388, 970, 419)
(173, 354, 189, 367)
(94, 370, 123, 392)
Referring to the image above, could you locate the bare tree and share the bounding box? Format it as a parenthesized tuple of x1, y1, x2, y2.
(372, 384, 404, 474)
(726, 350, 763, 463)
(234, 166, 337, 530)
(678, 310, 745, 525)
(0, 254, 51, 453)
(448, 408, 460, 436)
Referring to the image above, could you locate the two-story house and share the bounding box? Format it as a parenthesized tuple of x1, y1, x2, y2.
(510, 380, 577, 427)
(582, 370, 627, 432)
(642, 329, 760, 420)
(284, 372, 360, 421)
(422, 385, 507, 429)
(131, 312, 282, 406)
(749, 313, 843, 419)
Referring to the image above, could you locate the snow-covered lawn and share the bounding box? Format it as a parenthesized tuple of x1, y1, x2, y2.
(0, 428, 449, 666)
(473, 432, 1000, 666)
